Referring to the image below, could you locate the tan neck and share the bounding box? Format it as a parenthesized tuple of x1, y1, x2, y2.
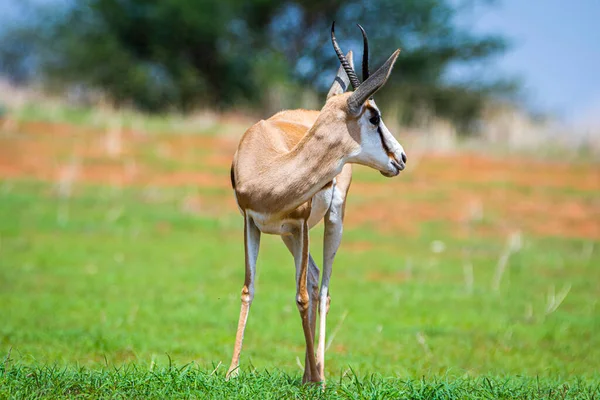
(279, 123, 349, 201)
(237, 114, 354, 215)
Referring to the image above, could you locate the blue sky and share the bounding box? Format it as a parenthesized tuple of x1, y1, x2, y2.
(466, 0, 600, 124)
(1, 0, 599, 125)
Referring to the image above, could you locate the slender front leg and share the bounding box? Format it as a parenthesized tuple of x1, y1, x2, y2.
(316, 193, 344, 380)
(282, 237, 320, 382)
(303, 254, 320, 383)
(290, 220, 320, 383)
(226, 213, 261, 379)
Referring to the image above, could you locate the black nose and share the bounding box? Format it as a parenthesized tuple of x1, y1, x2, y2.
(401, 152, 407, 164)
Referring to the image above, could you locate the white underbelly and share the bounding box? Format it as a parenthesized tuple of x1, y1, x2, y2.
(246, 185, 334, 235)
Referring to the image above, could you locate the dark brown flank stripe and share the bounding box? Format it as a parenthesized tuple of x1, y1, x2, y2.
(230, 165, 236, 190)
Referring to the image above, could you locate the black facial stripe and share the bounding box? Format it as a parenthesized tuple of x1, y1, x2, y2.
(368, 104, 387, 151)
(334, 76, 347, 92)
(377, 126, 391, 154)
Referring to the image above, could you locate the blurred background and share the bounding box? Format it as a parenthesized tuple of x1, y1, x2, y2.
(0, 0, 598, 378)
(1, 0, 600, 148)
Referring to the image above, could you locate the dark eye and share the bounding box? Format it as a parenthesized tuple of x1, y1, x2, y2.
(369, 115, 380, 125)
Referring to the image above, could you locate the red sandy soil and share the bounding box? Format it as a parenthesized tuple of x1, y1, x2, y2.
(1, 120, 598, 240)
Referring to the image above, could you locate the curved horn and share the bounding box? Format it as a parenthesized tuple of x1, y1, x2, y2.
(331, 21, 361, 90)
(348, 49, 401, 115)
(357, 24, 369, 81)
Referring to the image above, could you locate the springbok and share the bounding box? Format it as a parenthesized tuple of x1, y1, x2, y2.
(227, 22, 406, 384)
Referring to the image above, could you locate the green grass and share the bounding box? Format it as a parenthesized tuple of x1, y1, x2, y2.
(1, 362, 599, 399)
(0, 174, 598, 397)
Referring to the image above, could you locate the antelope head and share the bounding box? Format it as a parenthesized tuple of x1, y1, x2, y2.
(327, 22, 406, 177)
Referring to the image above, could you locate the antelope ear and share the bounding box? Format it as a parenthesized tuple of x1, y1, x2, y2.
(347, 49, 400, 115)
(327, 51, 354, 99)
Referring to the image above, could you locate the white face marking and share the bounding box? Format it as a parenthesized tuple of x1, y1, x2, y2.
(348, 101, 406, 177)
